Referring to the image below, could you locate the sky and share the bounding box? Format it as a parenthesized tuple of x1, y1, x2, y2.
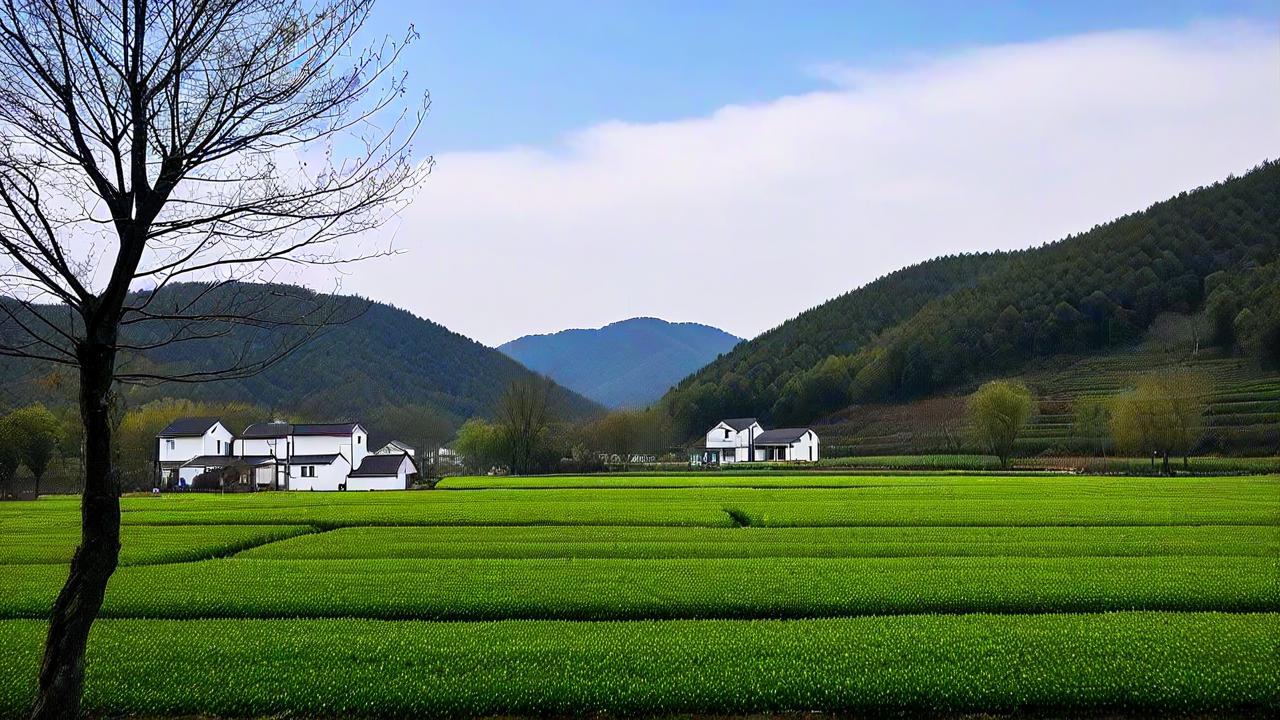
(329, 1, 1280, 345)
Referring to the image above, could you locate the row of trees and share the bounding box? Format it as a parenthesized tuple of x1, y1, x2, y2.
(969, 371, 1211, 474)
(453, 378, 675, 475)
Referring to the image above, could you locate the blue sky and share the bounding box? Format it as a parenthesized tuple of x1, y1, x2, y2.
(375, 1, 1276, 153)
(329, 2, 1278, 344)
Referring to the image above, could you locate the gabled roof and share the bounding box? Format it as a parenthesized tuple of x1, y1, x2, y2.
(378, 440, 415, 454)
(715, 418, 759, 432)
(241, 422, 292, 439)
(350, 453, 415, 477)
(289, 454, 342, 465)
(754, 428, 814, 445)
(292, 423, 363, 436)
(240, 422, 363, 438)
(158, 417, 222, 437)
(182, 455, 274, 467)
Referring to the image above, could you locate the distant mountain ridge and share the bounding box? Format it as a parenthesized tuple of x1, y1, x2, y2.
(499, 317, 742, 408)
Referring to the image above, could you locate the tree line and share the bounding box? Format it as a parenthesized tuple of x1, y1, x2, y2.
(969, 370, 1213, 475)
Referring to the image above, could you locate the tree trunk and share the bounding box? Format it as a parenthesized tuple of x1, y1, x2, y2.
(31, 342, 121, 720)
(1161, 451, 1170, 477)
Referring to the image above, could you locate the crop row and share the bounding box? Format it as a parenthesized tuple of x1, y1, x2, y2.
(239, 524, 1279, 560)
(1, 613, 1275, 717)
(0, 524, 313, 566)
(1, 556, 1275, 620)
(7, 475, 1270, 528)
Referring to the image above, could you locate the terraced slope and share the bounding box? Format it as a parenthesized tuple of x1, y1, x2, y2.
(818, 348, 1280, 456)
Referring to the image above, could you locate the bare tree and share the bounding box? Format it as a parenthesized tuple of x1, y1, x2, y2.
(0, 1, 427, 716)
(496, 375, 556, 475)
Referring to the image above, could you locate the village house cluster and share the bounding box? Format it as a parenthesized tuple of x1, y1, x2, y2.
(155, 418, 419, 491)
(692, 418, 820, 465)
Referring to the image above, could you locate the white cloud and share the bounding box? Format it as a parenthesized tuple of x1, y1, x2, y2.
(347, 20, 1280, 346)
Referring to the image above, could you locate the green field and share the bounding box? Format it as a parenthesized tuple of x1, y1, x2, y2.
(0, 473, 1277, 716)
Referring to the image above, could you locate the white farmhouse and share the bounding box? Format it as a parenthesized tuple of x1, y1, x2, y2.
(156, 418, 235, 486)
(691, 418, 819, 465)
(753, 428, 820, 462)
(157, 418, 417, 491)
(696, 418, 762, 465)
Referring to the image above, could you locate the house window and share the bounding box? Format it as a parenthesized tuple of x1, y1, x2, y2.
(723, 429, 730, 439)
(165, 439, 175, 451)
(357, 436, 362, 445)
(216, 440, 222, 454)
(296, 466, 316, 478)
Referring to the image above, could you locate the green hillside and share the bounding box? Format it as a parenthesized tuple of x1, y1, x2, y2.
(661, 161, 1280, 453)
(818, 346, 1280, 457)
(0, 282, 601, 431)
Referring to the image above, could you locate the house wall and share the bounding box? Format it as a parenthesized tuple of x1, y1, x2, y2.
(758, 432, 820, 462)
(236, 437, 289, 459)
(704, 423, 761, 464)
(289, 456, 352, 491)
(159, 436, 204, 464)
(159, 423, 233, 463)
(293, 428, 366, 468)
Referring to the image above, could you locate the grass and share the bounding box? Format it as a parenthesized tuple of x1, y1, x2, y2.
(239, 524, 1280, 559)
(0, 613, 1276, 717)
(0, 472, 1276, 716)
(2, 555, 1276, 621)
(16, 475, 1266, 527)
(0, 523, 313, 565)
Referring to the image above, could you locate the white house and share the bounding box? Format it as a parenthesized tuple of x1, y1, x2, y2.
(158, 418, 414, 491)
(156, 418, 235, 486)
(691, 418, 819, 465)
(347, 453, 417, 490)
(753, 428, 820, 462)
(696, 418, 762, 465)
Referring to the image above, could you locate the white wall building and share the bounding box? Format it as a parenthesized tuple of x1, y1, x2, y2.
(696, 418, 762, 465)
(158, 419, 414, 491)
(692, 418, 819, 465)
(753, 428, 821, 462)
(156, 418, 235, 486)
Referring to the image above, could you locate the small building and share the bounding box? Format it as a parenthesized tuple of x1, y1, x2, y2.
(691, 418, 819, 465)
(156, 418, 234, 486)
(348, 453, 418, 490)
(754, 428, 821, 462)
(696, 418, 762, 465)
(376, 440, 416, 457)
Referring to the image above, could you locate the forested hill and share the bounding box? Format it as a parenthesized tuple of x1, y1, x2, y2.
(0, 283, 602, 428)
(660, 161, 1280, 436)
(499, 317, 741, 408)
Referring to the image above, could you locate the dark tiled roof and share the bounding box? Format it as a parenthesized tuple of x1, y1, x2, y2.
(714, 418, 759, 432)
(292, 423, 362, 436)
(754, 428, 813, 445)
(241, 422, 292, 438)
(379, 440, 415, 454)
(289, 454, 341, 465)
(158, 417, 221, 437)
(182, 455, 274, 467)
(350, 453, 415, 477)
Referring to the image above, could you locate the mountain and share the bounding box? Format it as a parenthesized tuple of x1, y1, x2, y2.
(0, 282, 602, 434)
(499, 317, 742, 408)
(660, 161, 1280, 453)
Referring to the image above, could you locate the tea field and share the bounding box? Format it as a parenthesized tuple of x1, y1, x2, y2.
(0, 473, 1277, 716)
